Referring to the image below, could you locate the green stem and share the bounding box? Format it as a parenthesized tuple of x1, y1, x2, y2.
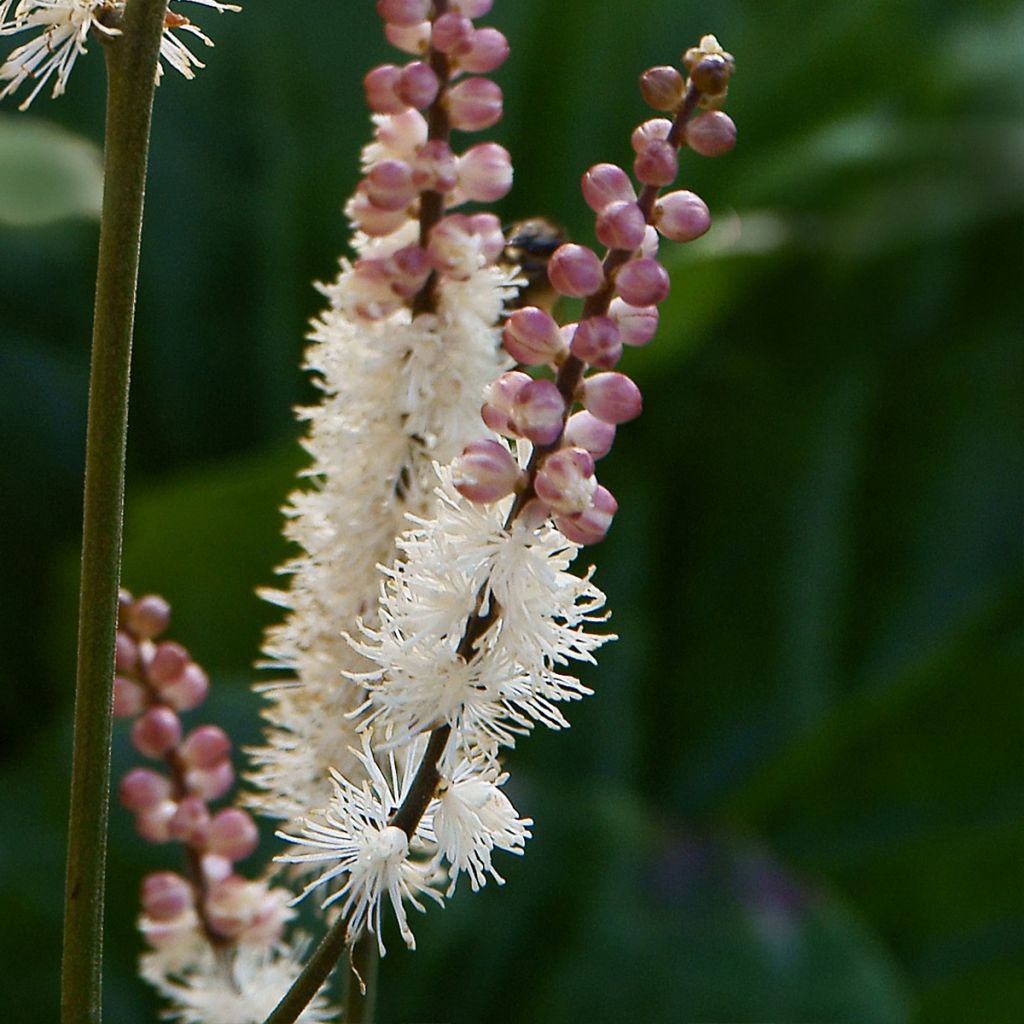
(61, 3, 169, 1022)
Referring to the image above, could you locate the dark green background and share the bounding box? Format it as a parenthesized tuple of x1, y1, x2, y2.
(1, 1, 1021, 1021)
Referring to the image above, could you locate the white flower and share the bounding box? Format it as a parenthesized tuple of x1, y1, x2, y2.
(0, 0, 238, 110)
(140, 938, 336, 1024)
(276, 736, 443, 955)
(432, 757, 532, 895)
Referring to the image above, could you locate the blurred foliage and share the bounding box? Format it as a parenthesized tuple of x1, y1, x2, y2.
(1, 0, 1022, 1021)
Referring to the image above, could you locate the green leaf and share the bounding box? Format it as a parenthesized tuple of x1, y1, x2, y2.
(0, 114, 103, 227)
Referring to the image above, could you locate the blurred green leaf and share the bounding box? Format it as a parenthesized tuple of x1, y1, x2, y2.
(0, 114, 102, 226)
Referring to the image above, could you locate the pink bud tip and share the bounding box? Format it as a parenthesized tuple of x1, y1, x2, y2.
(458, 142, 513, 202)
(131, 705, 182, 759)
(160, 662, 209, 712)
(135, 800, 177, 844)
(634, 139, 679, 186)
(168, 795, 211, 844)
(147, 641, 189, 685)
(376, 108, 428, 153)
(615, 256, 670, 307)
(685, 110, 737, 157)
(503, 306, 565, 366)
(364, 64, 406, 114)
(481, 370, 532, 436)
(398, 61, 439, 110)
(431, 12, 474, 55)
(180, 724, 231, 769)
(468, 212, 506, 263)
(554, 484, 618, 545)
(185, 760, 234, 801)
(655, 190, 711, 243)
(581, 163, 636, 212)
(548, 243, 604, 298)
(113, 676, 147, 718)
(349, 193, 410, 237)
(141, 872, 194, 921)
(376, 0, 430, 26)
(451, 0, 492, 14)
(569, 316, 622, 369)
(582, 372, 643, 424)
(595, 200, 647, 253)
(207, 808, 261, 862)
(126, 594, 171, 639)
(631, 118, 672, 154)
(364, 159, 416, 211)
(202, 853, 233, 884)
(115, 631, 138, 673)
(458, 27, 509, 73)
(453, 440, 523, 503)
(564, 410, 616, 459)
(384, 20, 430, 54)
(639, 66, 685, 111)
(609, 298, 659, 347)
(510, 378, 567, 445)
(535, 447, 597, 515)
(119, 767, 172, 811)
(448, 77, 504, 132)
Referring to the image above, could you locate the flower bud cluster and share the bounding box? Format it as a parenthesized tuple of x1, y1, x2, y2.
(346, 0, 513, 320)
(114, 590, 292, 952)
(453, 41, 735, 546)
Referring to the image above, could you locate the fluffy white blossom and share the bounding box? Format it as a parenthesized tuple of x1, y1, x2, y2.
(0, 0, 238, 110)
(276, 736, 443, 956)
(140, 938, 336, 1024)
(350, 463, 612, 754)
(432, 757, 532, 895)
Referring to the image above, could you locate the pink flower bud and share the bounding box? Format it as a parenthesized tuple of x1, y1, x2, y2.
(126, 594, 170, 639)
(376, 108, 428, 153)
(388, 244, 432, 298)
(384, 20, 430, 55)
(595, 200, 647, 252)
(582, 372, 643, 424)
(428, 214, 481, 279)
(503, 306, 565, 365)
(206, 877, 282, 941)
(640, 65, 685, 111)
(564, 410, 616, 459)
(168, 795, 210, 845)
(634, 139, 678, 186)
(654, 190, 711, 242)
(364, 159, 416, 211)
(548, 243, 604, 298)
(376, 0, 430, 25)
(179, 724, 231, 769)
(113, 676, 147, 718)
(207, 808, 260, 862)
(431, 12, 474, 54)
(581, 163, 636, 212)
(398, 61, 439, 110)
(184, 760, 234, 801)
(411, 139, 459, 192)
(609, 298, 659, 347)
(685, 110, 737, 157)
(131, 705, 182, 759)
(139, 909, 198, 949)
(458, 142, 513, 202)
(448, 77, 503, 132)
(135, 799, 177, 843)
(450, 0, 492, 14)
(631, 118, 672, 154)
(115, 631, 138, 673)
(160, 662, 210, 712)
(364, 64, 406, 114)
(141, 871, 194, 921)
(481, 371, 531, 436)
(453, 440, 523, 503)
(570, 316, 622, 369)
(202, 853, 234, 884)
(615, 256, 670, 307)
(554, 484, 618, 545)
(510, 379, 566, 445)
(458, 28, 509, 73)
(535, 447, 597, 515)
(468, 212, 506, 263)
(117, 588, 133, 624)
(147, 641, 189, 685)
(349, 193, 409, 237)
(119, 767, 172, 811)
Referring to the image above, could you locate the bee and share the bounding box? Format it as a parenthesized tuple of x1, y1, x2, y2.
(502, 217, 567, 314)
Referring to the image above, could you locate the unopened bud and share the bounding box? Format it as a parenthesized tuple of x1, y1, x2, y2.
(581, 163, 636, 212)
(639, 66, 685, 111)
(615, 256, 670, 307)
(582, 372, 643, 424)
(554, 484, 618, 545)
(453, 440, 523, 503)
(510, 379, 567, 445)
(654, 190, 711, 242)
(448, 77, 503, 132)
(548, 243, 604, 298)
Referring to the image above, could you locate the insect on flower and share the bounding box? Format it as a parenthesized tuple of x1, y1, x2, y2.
(502, 216, 567, 313)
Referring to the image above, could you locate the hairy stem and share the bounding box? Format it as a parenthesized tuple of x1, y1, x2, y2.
(61, 3, 169, 1021)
